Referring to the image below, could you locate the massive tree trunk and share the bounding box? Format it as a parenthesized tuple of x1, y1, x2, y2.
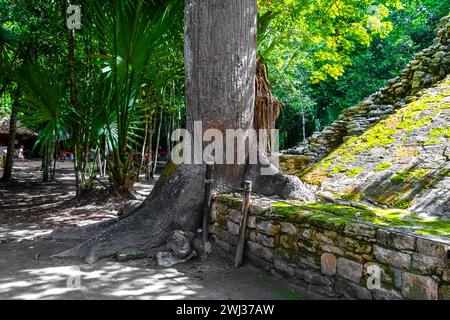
(184, 0, 257, 188)
(57, 0, 313, 264)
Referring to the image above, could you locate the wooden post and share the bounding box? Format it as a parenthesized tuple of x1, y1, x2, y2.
(202, 158, 214, 253)
(234, 181, 252, 268)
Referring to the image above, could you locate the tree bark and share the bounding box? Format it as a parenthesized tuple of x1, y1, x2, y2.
(42, 144, 50, 183)
(145, 115, 155, 180)
(66, 5, 84, 196)
(152, 107, 163, 179)
(184, 0, 257, 186)
(57, 0, 313, 263)
(1, 89, 19, 182)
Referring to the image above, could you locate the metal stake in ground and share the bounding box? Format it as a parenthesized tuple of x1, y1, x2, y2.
(234, 181, 252, 268)
(202, 158, 214, 254)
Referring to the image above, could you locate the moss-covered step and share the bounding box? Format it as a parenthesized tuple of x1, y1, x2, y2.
(270, 201, 450, 239)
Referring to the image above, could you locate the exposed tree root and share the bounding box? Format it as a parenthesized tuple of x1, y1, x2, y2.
(245, 163, 315, 201)
(55, 161, 314, 264)
(55, 0, 315, 264)
(254, 57, 281, 132)
(51, 220, 118, 241)
(55, 164, 206, 264)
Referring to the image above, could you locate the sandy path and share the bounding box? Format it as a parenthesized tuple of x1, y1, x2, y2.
(0, 161, 316, 300)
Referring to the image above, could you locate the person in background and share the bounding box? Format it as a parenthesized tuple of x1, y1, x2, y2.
(18, 145, 25, 161)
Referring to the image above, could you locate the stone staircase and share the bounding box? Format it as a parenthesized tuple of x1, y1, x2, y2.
(282, 16, 450, 175)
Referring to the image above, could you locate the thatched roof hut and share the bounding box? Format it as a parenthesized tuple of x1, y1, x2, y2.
(0, 116, 37, 137)
(0, 116, 38, 154)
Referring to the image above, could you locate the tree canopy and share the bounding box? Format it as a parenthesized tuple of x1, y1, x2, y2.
(0, 0, 448, 181)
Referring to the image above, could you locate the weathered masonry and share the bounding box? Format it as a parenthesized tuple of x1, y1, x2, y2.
(282, 16, 450, 175)
(210, 194, 450, 300)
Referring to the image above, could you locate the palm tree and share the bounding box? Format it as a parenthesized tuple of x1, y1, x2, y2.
(83, 0, 184, 197)
(0, 25, 18, 182)
(15, 64, 68, 182)
(0, 26, 15, 92)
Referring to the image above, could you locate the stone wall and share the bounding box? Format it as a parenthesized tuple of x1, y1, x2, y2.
(283, 16, 450, 168)
(211, 195, 450, 300)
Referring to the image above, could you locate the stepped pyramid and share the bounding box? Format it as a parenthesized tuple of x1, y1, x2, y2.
(303, 76, 449, 216)
(280, 16, 450, 216)
(283, 16, 450, 162)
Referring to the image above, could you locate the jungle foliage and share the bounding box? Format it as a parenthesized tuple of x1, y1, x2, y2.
(0, 0, 448, 192)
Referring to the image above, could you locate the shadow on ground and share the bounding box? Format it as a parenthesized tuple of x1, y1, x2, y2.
(0, 161, 316, 300)
(0, 238, 310, 300)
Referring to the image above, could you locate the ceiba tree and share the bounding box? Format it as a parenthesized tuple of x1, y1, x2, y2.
(59, 0, 313, 263)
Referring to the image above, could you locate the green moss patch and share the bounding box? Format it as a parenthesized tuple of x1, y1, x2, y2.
(390, 168, 429, 184)
(270, 201, 450, 239)
(216, 194, 243, 211)
(302, 80, 450, 186)
(345, 167, 363, 177)
(428, 126, 450, 138)
(156, 162, 178, 186)
(341, 193, 362, 201)
(375, 163, 391, 171)
(392, 198, 413, 209)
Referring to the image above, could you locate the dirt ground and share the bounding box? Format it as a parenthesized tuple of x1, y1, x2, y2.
(0, 161, 316, 300)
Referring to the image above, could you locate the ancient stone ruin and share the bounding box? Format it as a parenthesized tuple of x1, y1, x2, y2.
(210, 195, 450, 300)
(209, 16, 450, 300)
(282, 16, 450, 167)
(279, 15, 450, 216)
